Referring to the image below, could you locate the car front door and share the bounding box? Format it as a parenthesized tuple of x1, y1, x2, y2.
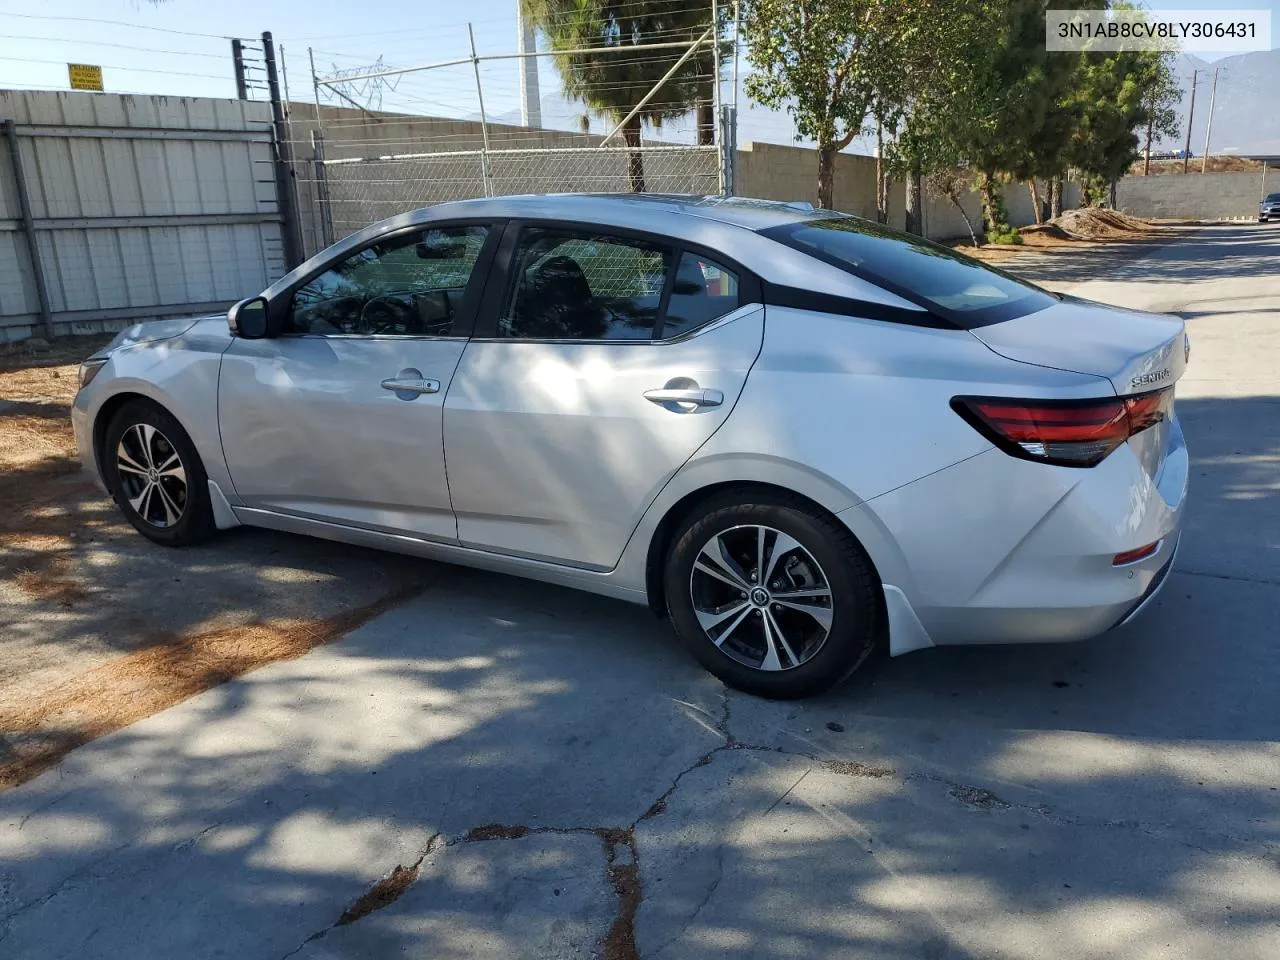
(219, 221, 498, 541)
(443, 222, 764, 569)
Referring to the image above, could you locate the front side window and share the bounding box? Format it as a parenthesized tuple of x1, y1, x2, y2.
(501, 227, 670, 340)
(289, 225, 489, 336)
(762, 215, 1055, 327)
(661, 253, 740, 339)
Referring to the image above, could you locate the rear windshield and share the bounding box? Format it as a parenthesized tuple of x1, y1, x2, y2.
(761, 215, 1056, 328)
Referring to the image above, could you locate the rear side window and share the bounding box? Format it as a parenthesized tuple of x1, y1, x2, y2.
(501, 227, 669, 340)
(762, 216, 1055, 327)
(661, 253, 740, 339)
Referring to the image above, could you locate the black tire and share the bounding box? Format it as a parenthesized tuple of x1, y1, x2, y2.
(102, 399, 217, 547)
(664, 491, 883, 700)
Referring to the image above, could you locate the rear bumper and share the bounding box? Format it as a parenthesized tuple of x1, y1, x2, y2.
(846, 416, 1188, 653)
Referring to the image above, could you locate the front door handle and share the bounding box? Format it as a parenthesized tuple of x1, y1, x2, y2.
(381, 369, 440, 400)
(643, 387, 724, 408)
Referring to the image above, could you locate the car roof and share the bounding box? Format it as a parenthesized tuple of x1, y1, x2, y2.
(421, 193, 830, 230)
(270, 193, 922, 311)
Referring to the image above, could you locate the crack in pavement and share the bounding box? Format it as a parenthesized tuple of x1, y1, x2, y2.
(278, 832, 443, 960)
(0, 838, 136, 931)
(649, 837, 726, 960)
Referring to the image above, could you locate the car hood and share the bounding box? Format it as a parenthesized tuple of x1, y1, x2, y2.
(92, 314, 220, 358)
(968, 296, 1188, 396)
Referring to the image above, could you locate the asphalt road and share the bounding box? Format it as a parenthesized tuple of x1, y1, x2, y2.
(2, 225, 1277, 960)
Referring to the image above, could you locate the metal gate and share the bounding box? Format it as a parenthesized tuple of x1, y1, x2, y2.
(0, 90, 287, 342)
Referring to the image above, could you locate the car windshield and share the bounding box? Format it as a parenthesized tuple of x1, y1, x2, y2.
(761, 215, 1056, 327)
(1267, 194, 1280, 202)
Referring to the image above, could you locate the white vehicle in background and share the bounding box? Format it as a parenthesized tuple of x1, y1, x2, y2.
(72, 195, 1189, 699)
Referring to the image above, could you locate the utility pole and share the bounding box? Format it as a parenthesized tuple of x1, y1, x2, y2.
(1201, 67, 1219, 174)
(231, 38, 248, 100)
(263, 31, 303, 268)
(1142, 90, 1154, 175)
(516, 0, 541, 128)
(1182, 69, 1197, 174)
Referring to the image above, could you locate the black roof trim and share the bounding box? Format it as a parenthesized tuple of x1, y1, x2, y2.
(761, 281, 957, 329)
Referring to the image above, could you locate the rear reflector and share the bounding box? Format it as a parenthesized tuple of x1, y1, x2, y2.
(1113, 541, 1160, 566)
(952, 388, 1172, 467)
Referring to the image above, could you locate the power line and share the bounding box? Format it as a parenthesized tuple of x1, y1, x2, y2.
(0, 35, 228, 60)
(0, 11, 231, 40)
(0, 56, 232, 82)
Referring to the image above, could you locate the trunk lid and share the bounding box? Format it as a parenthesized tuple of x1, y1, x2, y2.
(968, 296, 1188, 397)
(968, 297, 1188, 477)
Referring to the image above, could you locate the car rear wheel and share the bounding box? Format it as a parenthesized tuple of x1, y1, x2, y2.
(664, 492, 883, 699)
(102, 400, 216, 547)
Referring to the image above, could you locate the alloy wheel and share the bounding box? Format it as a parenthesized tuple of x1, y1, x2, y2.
(115, 423, 188, 528)
(689, 524, 834, 672)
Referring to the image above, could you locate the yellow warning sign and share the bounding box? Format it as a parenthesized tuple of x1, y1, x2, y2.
(67, 64, 104, 92)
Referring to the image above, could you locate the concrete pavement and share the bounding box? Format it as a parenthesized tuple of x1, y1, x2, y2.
(2, 225, 1278, 959)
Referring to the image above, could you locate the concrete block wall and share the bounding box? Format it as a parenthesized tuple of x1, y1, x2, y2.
(734, 141, 1077, 241)
(1116, 169, 1280, 220)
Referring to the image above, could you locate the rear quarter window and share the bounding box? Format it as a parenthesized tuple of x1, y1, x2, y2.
(761, 216, 1056, 328)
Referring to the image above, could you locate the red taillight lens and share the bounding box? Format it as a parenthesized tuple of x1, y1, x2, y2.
(952, 388, 1171, 467)
(1113, 541, 1160, 565)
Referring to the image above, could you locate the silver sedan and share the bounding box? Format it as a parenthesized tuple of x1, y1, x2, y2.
(72, 195, 1188, 698)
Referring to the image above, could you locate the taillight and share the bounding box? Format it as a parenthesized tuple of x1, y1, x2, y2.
(952, 388, 1171, 467)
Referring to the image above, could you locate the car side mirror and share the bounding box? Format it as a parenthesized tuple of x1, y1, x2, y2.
(228, 296, 272, 339)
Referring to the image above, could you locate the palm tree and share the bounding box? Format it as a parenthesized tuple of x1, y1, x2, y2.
(522, 0, 717, 192)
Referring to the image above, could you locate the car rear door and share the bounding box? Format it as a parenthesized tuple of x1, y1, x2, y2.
(218, 221, 499, 541)
(442, 221, 764, 569)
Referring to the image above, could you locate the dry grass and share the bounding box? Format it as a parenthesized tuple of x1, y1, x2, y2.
(13, 557, 87, 604)
(0, 582, 425, 790)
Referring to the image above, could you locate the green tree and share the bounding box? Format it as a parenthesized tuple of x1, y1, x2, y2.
(955, 0, 1090, 239)
(743, 0, 926, 209)
(881, 0, 997, 232)
(1063, 46, 1179, 203)
(1139, 53, 1182, 174)
(522, 0, 720, 191)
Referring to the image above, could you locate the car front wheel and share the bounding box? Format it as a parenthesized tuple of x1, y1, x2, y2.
(664, 492, 883, 699)
(102, 400, 217, 547)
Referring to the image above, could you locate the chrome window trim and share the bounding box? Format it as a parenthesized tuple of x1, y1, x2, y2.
(466, 302, 761, 346)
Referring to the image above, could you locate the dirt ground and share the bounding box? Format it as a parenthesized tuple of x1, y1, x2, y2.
(1129, 155, 1261, 176)
(953, 208, 1168, 262)
(0, 338, 436, 788)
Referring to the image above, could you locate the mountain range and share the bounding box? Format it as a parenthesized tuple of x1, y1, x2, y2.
(1166, 49, 1280, 157)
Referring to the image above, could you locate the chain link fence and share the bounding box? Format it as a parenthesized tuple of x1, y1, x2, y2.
(312, 144, 720, 240)
(291, 15, 734, 251)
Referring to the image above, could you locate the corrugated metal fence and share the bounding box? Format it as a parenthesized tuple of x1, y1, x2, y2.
(0, 90, 288, 342)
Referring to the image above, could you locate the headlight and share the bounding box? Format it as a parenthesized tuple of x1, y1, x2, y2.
(78, 358, 108, 389)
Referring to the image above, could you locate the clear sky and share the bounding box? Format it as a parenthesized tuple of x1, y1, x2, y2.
(1, 0, 1276, 137)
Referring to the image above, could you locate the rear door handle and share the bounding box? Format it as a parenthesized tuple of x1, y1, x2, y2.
(381, 376, 440, 397)
(643, 387, 724, 408)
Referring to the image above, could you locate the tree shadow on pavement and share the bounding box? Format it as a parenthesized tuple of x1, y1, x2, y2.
(1012, 225, 1279, 287)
